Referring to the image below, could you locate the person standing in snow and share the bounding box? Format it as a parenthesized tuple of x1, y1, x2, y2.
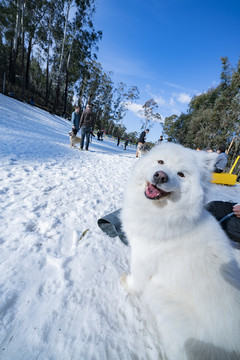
(136, 129, 149, 157)
(79, 104, 96, 151)
(124, 139, 128, 150)
(214, 145, 228, 173)
(99, 130, 104, 140)
(117, 137, 121, 146)
(71, 106, 80, 135)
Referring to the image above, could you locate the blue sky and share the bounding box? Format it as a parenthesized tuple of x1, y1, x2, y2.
(93, 0, 240, 143)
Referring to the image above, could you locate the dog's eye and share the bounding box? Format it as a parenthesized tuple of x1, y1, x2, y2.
(178, 172, 185, 178)
(158, 160, 164, 164)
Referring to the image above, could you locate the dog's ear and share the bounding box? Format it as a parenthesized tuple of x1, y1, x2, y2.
(204, 152, 218, 172)
(197, 151, 218, 173)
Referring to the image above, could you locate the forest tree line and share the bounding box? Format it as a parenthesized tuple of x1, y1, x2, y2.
(163, 57, 240, 168)
(0, 0, 143, 143)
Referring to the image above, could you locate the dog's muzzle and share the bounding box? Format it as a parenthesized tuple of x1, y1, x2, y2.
(145, 171, 171, 200)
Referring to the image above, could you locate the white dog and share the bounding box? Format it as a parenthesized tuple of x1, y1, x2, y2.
(137, 144, 149, 158)
(69, 131, 81, 148)
(121, 143, 240, 360)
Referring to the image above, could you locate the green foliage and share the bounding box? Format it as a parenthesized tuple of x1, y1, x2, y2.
(163, 56, 240, 166)
(0, 0, 102, 109)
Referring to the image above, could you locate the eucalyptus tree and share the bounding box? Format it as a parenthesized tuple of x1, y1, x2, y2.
(39, 0, 66, 107)
(138, 98, 162, 130)
(111, 82, 139, 127)
(53, 0, 71, 112)
(0, 0, 12, 87)
(76, 60, 115, 129)
(52, 0, 102, 114)
(108, 82, 139, 137)
(0, 0, 22, 85)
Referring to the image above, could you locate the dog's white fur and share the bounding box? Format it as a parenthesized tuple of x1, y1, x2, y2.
(121, 143, 240, 360)
(137, 144, 148, 158)
(69, 131, 81, 148)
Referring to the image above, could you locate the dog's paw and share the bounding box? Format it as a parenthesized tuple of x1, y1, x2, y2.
(120, 273, 128, 289)
(120, 273, 136, 294)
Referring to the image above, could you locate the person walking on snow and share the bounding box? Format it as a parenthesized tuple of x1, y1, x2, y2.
(79, 104, 95, 151)
(117, 137, 121, 146)
(71, 106, 80, 135)
(136, 129, 149, 157)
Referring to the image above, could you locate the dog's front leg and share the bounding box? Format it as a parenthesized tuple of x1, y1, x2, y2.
(121, 258, 150, 295)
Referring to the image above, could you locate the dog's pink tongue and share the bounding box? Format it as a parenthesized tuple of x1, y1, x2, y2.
(146, 183, 160, 199)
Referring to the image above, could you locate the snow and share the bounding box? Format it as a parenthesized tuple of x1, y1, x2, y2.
(0, 93, 240, 359)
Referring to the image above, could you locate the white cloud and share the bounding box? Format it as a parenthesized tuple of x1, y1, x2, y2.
(169, 97, 175, 106)
(126, 102, 163, 123)
(154, 96, 166, 106)
(164, 82, 187, 91)
(170, 108, 181, 116)
(175, 92, 191, 104)
(126, 103, 145, 119)
(125, 85, 192, 124)
(145, 85, 166, 106)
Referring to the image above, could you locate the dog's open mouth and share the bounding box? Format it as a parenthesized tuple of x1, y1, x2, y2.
(145, 182, 171, 200)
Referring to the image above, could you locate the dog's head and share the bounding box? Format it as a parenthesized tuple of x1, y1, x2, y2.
(125, 143, 217, 221)
(69, 131, 75, 138)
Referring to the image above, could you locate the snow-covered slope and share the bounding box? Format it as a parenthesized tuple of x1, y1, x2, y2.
(0, 94, 239, 359)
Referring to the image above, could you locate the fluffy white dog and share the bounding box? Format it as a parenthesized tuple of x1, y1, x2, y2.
(69, 131, 81, 148)
(121, 143, 240, 360)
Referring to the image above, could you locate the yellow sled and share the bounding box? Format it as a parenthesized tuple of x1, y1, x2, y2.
(211, 156, 239, 185)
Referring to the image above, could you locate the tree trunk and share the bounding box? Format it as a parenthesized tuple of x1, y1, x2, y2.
(63, 36, 74, 116)
(21, 29, 25, 99)
(21, 0, 25, 100)
(8, 40, 13, 79)
(63, 69, 69, 116)
(144, 119, 148, 130)
(45, 14, 52, 107)
(10, 0, 21, 84)
(53, 0, 72, 113)
(25, 36, 32, 90)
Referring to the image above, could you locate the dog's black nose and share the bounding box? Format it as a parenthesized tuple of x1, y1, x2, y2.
(153, 170, 168, 184)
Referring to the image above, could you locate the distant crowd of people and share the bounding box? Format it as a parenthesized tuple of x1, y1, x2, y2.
(196, 144, 228, 173)
(70, 105, 229, 175)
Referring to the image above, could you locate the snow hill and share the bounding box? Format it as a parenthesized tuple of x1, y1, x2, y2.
(0, 93, 239, 360)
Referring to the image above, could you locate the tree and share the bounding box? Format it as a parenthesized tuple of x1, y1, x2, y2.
(162, 56, 240, 167)
(138, 99, 162, 130)
(53, 0, 71, 112)
(52, 0, 102, 114)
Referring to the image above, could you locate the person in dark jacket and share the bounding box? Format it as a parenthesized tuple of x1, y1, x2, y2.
(124, 139, 128, 150)
(214, 145, 228, 173)
(79, 104, 95, 150)
(97, 130, 101, 141)
(136, 129, 149, 157)
(117, 137, 121, 146)
(206, 201, 240, 245)
(71, 106, 80, 135)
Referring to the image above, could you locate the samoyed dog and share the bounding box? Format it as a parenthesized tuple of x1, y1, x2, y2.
(121, 143, 240, 360)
